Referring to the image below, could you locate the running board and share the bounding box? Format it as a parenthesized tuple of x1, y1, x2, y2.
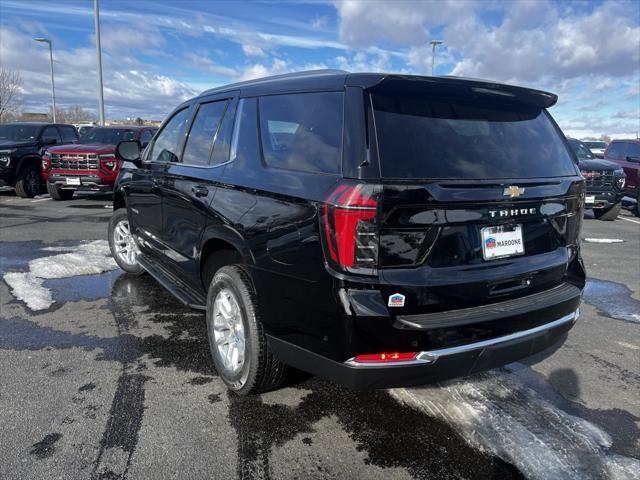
(137, 254, 206, 310)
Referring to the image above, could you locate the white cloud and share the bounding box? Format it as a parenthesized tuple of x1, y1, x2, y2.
(184, 53, 240, 77)
(334, 0, 640, 84)
(311, 16, 329, 30)
(242, 44, 267, 58)
(336, 50, 393, 73)
(238, 59, 291, 81)
(0, 26, 197, 119)
(334, 0, 474, 47)
(237, 59, 330, 82)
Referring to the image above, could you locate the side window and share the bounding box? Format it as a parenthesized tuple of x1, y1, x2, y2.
(182, 100, 228, 166)
(59, 126, 78, 143)
(624, 142, 640, 159)
(148, 108, 191, 163)
(258, 92, 343, 174)
(227, 98, 259, 174)
(140, 129, 153, 146)
(606, 142, 625, 160)
(211, 100, 237, 166)
(41, 126, 62, 144)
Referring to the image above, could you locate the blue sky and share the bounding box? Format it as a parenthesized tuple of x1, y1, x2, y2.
(0, 0, 638, 138)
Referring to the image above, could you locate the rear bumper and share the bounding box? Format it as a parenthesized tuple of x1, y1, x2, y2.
(268, 309, 579, 390)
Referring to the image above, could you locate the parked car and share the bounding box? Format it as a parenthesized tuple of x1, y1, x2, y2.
(0, 122, 78, 198)
(109, 70, 585, 395)
(567, 138, 625, 220)
(604, 139, 640, 216)
(42, 125, 157, 200)
(582, 140, 608, 158)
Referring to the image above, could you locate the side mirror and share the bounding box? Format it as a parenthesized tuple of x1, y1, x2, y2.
(42, 137, 57, 145)
(626, 155, 640, 163)
(116, 140, 143, 167)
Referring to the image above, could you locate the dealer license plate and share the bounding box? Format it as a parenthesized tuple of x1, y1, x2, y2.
(481, 225, 525, 260)
(585, 195, 595, 205)
(65, 177, 81, 186)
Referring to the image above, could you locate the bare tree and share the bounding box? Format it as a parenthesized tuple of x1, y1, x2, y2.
(599, 134, 611, 143)
(47, 105, 97, 124)
(0, 68, 23, 122)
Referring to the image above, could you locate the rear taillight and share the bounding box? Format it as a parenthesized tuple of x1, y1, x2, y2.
(353, 352, 418, 363)
(323, 183, 380, 274)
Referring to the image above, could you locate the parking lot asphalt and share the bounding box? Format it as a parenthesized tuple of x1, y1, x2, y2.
(1, 189, 638, 480)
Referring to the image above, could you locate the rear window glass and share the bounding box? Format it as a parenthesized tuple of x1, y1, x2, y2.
(372, 94, 577, 179)
(259, 92, 343, 174)
(568, 139, 593, 160)
(584, 141, 607, 149)
(80, 128, 136, 145)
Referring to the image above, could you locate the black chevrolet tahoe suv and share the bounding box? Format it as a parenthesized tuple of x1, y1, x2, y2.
(0, 122, 79, 197)
(568, 138, 626, 220)
(109, 70, 586, 395)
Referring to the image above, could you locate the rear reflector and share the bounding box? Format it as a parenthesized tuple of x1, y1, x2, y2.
(353, 352, 418, 363)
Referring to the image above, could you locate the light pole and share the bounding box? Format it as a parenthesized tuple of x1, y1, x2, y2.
(34, 37, 57, 122)
(430, 40, 443, 76)
(94, 0, 105, 125)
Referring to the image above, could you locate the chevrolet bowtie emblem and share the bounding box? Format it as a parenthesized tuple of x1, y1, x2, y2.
(504, 186, 525, 198)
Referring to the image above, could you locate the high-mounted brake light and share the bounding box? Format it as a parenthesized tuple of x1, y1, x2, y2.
(323, 183, 380, 273)
(353, 352, 418, 363)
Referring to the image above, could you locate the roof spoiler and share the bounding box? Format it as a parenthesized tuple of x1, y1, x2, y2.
(346, 74, 558, 108)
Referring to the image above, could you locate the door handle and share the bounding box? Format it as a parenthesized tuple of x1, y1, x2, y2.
(191, 185, 209, 197)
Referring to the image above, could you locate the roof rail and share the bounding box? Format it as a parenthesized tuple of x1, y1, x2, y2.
(200, 69, 349, 95)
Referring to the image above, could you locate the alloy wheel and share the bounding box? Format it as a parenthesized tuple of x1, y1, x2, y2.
(211, 288, 246, 374)
(112, 219, 139, 266)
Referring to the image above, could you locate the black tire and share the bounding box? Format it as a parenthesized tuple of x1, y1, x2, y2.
(14, 164, 41, 198)
(206, 265, 287, 395)
(46, 182, 74, 200)
(593, 202, 621, 221)
(108, 209, 145, 275)
(636, 192, 640, 218)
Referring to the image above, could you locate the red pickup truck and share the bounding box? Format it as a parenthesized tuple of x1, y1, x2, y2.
(603, 139, 640, 216)
(42, 126, 156, 200)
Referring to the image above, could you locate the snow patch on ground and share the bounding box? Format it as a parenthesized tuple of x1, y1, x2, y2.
(3, 272, 53, 311)
(3, 240, 117, 311)
(392, 369, 640, 480)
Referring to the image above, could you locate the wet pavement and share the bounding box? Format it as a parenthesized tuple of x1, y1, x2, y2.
(0, 190, 639, 480)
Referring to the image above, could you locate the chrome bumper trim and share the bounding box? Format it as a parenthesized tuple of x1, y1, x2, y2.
(344, 309, 579, 368)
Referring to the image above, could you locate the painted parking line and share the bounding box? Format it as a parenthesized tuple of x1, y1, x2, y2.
(617, 216, 640, 225)
(31, 198, 52, 203)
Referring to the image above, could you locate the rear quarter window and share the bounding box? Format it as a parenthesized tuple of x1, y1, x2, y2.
(372, 93, 577, 179)
(258, 92, 343, 174)
(624, 142, 640, 159)
(605, 142, 625, 160)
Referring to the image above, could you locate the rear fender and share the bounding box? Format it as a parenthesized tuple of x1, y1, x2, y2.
(199, 225, 256, 268)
